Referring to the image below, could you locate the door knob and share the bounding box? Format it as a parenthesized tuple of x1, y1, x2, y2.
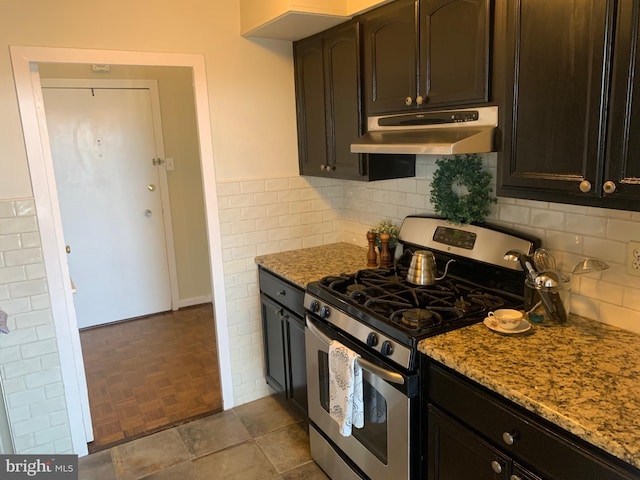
(65, 245, 71, 254)
(148, 184, 156, 192)
(144, 209, 152, 217)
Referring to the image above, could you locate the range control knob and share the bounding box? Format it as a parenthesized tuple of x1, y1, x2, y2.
(320, 305, 331, 319)
(380, 340, 394, 356)
(309, 300, 320, 313)
(366, 332, 379, 347)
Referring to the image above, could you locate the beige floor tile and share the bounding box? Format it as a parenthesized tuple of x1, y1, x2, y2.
(190, 441, 280, 480)
(234, 395, 302, 437)
(281, 461, 330, 480)
(255, 422, 312, 473)
(177, 410, 251, 458)
(78, 449, 117, 480)
(111, 427, 191, 480)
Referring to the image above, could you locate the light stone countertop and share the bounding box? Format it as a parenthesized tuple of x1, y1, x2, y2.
(419, 316, 640, 470)
(255, 242, 370, 288)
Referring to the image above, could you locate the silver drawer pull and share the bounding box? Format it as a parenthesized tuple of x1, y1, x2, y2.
(491, 460, 502, 474)
(502, 431, 515, 445)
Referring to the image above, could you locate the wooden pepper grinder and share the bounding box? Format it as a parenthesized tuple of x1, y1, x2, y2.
(366, 231, 378, 267)
(379, 232, 391, 268)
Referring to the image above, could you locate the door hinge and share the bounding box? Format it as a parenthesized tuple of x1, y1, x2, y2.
(152, 158, 165, 166)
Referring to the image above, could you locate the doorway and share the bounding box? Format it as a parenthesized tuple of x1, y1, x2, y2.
(10, 46, 234, 456)
(42, 81, 176, 328)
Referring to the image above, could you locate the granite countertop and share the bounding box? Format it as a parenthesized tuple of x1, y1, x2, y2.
(419, 316, 640, 470)
(255, 242, 370, 288)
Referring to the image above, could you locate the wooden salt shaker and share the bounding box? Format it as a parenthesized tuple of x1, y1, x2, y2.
(379, 232, 391, 268)
(366, 231, 378, 267)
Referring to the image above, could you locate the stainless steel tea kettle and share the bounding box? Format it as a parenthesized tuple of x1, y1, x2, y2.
(406, 250, 454, 285)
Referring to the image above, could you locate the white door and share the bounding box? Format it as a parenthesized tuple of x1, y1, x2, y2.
(42, 86, 173, 328)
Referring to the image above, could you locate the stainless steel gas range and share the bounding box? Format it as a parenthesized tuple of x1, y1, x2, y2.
(304, 216, 540, 480)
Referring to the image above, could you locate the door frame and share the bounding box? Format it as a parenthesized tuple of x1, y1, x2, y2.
(10, 46, 233, 456)
(41, 78, 181, 316)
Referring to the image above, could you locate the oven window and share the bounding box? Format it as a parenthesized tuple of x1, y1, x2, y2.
(317, 351, 389, 463)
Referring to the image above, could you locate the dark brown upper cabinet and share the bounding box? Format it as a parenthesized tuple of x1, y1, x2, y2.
(294, 20, 415, 181)
(604, 0, 640, 206)
(363, 0, 491, 115)
(496, 0, 640, 211)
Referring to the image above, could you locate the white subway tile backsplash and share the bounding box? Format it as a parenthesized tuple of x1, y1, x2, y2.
(0, 235, 21, 251)
(0, 217, 38, 235)
(4, 247, 43, 266)
(607, 218, 640, 241)
(566, 213, 607, 236)
(0, 266, 27, 284)
(0, 199, 70, 454)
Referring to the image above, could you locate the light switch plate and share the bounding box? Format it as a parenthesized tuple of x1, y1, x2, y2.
(166, 157, 175, 171)
(627, 241, 640, 276)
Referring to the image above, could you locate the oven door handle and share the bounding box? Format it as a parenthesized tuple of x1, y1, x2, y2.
(306, 316, 405, 386)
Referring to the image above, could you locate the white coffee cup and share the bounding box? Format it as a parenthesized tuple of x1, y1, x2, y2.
(488, 309, 523, 330)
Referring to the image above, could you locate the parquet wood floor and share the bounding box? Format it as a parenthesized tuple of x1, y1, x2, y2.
(80, 303, 222, 453)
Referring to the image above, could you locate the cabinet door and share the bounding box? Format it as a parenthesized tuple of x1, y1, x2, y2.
(364, 0, 420, 114)
(286, 312, 308, 414)
(294, 35, 329, 177)
(261, 294, 287, 394)
(324, 21, 366, 179)
(496, 0, 612, 201)
(421, 0, 490, 107)
(428, 405, 511, 480)
(605, 0, 640, 205)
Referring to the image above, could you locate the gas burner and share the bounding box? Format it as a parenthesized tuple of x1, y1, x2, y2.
(397, 308, 443, 329)
(347, 284, 366, 294)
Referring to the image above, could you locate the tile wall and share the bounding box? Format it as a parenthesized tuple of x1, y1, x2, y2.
(218, 153, 640, 404)
(0, 199, 72, 454)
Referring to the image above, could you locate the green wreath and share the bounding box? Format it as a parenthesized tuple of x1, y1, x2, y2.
(430, 154, 496, 225)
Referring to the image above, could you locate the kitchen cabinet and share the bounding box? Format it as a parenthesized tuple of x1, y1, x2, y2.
(294, 20, 415, 181)
(259, 268, 307, 415)
(495, 0, 640, 211)
(423, 360, 640, 480)
(362, 0, 491, 115)
(428, 405, 511, 479)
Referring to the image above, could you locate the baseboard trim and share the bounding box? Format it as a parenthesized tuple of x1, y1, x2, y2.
(175, 295, 212, 310)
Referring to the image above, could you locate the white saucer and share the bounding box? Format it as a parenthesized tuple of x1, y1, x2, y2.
(483, 317, 532, 335)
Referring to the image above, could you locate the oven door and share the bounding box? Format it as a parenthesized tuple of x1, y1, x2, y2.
(305, 315, 413, 480)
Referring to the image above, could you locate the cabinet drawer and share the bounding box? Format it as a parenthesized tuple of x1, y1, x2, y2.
(259, 268, 304, 316)
(428, 362, 637, 480)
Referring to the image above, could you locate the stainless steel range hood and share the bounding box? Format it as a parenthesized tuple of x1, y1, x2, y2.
(351, 106, 498, 155)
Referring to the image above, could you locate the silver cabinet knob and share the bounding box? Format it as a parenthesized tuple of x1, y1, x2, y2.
(510, 475, 522, 480)
(491, 460, 503, 474)
(603, 180, 617, 194)
(144, 209, 152, 217)
(65, 245, 71, 254)
(579, 180, 592, 193)
(502, 431, 515, 445)
(148, 184, 156, 192)
(405, 96, 413, 106)
(416, 95, 424, 105)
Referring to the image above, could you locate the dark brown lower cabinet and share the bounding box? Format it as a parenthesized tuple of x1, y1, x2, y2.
(424, 360, 640, 480)
(259, 268, 307, 415)
(428, 405, 511, 479)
